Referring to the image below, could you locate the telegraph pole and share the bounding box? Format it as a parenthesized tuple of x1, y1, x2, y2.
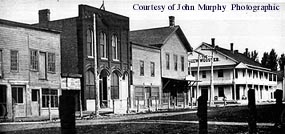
(201, 38, 216, 107)
(210, 50, 214, 106)
(93, 14, 99, 116)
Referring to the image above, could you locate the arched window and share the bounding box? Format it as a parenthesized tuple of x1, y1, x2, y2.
(111, 72, 119, 99)
(85, 70, 95, 99)
(87, 29, 94, 57)
(111, 35, 118, 60)
(99, 32, 107, 58)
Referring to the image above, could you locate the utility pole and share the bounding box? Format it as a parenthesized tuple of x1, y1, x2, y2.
(197, 55, 200, 105)
(93, 14, 99, 117)
(201, 38, 216, 107)
(210, 50, 214, 106)
(194, 50, 207, 106)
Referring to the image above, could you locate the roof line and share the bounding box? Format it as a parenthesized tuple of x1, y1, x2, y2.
(199, 42, 239, 63)
(161, 27, 178, 44)
(130, 42, 161, 50)
(0, 19, 60, 33)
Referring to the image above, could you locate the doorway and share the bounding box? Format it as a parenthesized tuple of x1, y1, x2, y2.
(31, 89, 40, 116)
(0, 85, 7, 118)
(99, 69, 109, 108)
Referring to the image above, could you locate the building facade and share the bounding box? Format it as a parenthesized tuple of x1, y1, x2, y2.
(276, 69, 285, 101)
(34, 5, 131, 111)
(130, 16, 193, 108)
(0, 19, 61, 119)
(188, 40, 277, 104)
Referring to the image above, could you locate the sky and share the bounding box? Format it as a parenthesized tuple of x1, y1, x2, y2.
(0, 0, 284, 61)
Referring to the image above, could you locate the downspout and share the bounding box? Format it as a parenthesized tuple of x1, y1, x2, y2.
(160, 48, 163, 106)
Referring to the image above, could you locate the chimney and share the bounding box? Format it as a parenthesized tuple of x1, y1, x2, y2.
(245, 48, 249, 57)
(230, 43, 234, 52)
(169, 16, 175, 27)
(211, 38, 215, 47)
(39, 9, 50, 27)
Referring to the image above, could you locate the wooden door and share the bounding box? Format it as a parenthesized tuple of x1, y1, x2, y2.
(31, 89, 40, 116)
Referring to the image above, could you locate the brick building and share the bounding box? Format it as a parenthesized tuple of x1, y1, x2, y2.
(130, 16, 193, 108)
(0, 19, 61, 118)
(189, 40, 278, 104)
(34, 5, 131, 111)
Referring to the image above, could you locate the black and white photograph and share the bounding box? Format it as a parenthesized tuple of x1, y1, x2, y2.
(0, 0, 285, 133)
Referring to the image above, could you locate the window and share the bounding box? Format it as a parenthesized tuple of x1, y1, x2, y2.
(218, 87, 224, 97)
(30, 50, 38, 71)
(100, 32, 107, 58)
(166, 53, 170, 70)
(243, 70, 245, 77)
(273, 74, 276, 81)
(31, 89, 39, 101)
(248, 70, 252, 77)
(202, 71, 206, 78)
(181, 56, 184, 71)
(42, 89, 58, 108)
(140, 61, 144, 76)
(0, 50, 2, 78)
(12, 86, 23, 103)
(235, 69, 238, 78)
(269, 74, 272, 81)
(10, 50, 18, 72)
(151, 87, 159, 98)
(174, 54, 177, 71)
(218, 70, 223, 77)
(87, 29, 94, 57)
(135, 87, 144, 100)
(48, 53, 55, 73)
(112, 35, 118, 60)
(145, 87, 151, 98)
(188, 62, 191, 75)
(191, 71, 195, 77)
(111, 72, 119, 99)
(86, 70, 95, 99)
(150, 62, 155, 77)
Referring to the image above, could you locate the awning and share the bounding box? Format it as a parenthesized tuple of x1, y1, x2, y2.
(162, 77, 201, 91)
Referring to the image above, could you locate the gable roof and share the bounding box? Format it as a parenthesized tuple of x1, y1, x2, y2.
(199, 42, 270, 70)
(0, 19, 60, 34)
(130, 26, 192, 52)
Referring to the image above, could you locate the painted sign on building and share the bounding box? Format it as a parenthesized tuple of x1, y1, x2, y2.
(61, 77, 81, 90)
(189, 57, 219, 63)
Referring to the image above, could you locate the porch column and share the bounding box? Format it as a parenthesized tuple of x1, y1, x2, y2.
(187, 83, 191, 106)
(245, 69, 248, 98)
(263, 84, 266, 100)
(233, 68, 236, 101)
(256, 85, 261, 101)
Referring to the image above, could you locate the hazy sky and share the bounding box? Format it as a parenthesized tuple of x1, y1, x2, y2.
(1, 0, 284, 60)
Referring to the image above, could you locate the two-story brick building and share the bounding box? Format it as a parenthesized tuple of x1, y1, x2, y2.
(130, 16, 193, 108)
(189, 39, 277, 104)
(0, 19, 61, 119)
(34, 5, 131, 112)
